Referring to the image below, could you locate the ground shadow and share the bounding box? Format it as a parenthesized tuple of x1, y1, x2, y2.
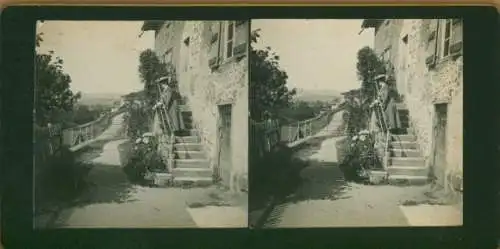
(69, 138, 137, 207)
(260, 135, 351, 228)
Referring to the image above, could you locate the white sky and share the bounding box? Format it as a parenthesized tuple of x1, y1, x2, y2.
(252, 19, 374, 92)
(36, 21, 155, 95)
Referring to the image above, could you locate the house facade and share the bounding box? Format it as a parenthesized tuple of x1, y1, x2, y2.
(142, 20, 249, 193)
(362, 19, 463, 199)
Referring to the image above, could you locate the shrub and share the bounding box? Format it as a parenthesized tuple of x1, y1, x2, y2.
(123, 134, 165, 184)
(339, 130, 382, 182)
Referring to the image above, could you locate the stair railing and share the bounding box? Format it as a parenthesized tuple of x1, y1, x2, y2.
(372, 81, 391, 171)
(155, 82, 178, 173)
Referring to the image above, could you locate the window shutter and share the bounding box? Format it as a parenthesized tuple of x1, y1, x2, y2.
(233, 20, 248, 58)
(208, 21, 221, 69)
(449, 19, 463, 56)
(425, 19, 439, 68)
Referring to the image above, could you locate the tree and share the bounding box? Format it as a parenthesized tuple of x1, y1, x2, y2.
(138, 49, 170, 112)
(337, 46, 389, 135)
(35, 33, 81, 126)
(356, 46, 386, 105)
(250, 29, 296, 122)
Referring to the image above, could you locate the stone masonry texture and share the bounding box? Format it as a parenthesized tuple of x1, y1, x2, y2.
(152, 21, 248, 192)
(373, 19, 463, 197)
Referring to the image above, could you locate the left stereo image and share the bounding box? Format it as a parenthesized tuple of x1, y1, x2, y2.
(33, 20, 249, 229)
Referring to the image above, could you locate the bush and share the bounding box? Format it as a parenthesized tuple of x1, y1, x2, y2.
(339, 130, 382, 182)
(123, 134, 165, 184)
(39, 145, 88, 201)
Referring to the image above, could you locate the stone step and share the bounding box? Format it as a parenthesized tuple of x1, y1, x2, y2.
(151, 172, 173, 187)
(391, 134, 416, 142)
(174, 129, 198, 136)
(174, 143, 202, 151)
(172, 176, 213, 187)
(387, 166, 429, 177)
(175, 159, 210, 168)
(389, 157, 425, 166)
(179, 105, 191, 112)
(396, 103, 407, 110)
(390, 141, 418, 150)
(172, 168, 213, 178)
(387, 175, 429, 186)
(175, 150, 206, 159)
(389, 148, 421, 157)
(175, 136, 199, 143)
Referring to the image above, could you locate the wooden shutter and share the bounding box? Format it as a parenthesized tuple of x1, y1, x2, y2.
(233, 20, 249, 58)
(425, 19, 439, 68)
(449, 19, 463, 56)
(207, 21, 221, 69)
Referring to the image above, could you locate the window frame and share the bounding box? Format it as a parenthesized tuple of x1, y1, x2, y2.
(439, 19, 453, 59)
(223, 21, 236, 60)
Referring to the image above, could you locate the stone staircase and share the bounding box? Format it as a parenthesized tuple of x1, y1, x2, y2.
(170, 105, 214, 186)
(385, 103, 429, 185)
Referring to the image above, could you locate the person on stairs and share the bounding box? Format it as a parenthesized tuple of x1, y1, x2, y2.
(374, 74, 402, 134)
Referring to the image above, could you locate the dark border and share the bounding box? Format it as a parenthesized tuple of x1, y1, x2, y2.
(1, 6, 497, 249)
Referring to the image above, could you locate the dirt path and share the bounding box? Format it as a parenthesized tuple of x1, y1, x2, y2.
(49, 113, 247, 228)
(263, 127, 462, 228)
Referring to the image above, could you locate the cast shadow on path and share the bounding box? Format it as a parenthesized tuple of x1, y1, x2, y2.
(264, 135, 351, 227)
(68, 139, 137, 208)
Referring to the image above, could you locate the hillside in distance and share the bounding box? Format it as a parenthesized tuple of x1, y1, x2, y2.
(294, 88, 342, 103)
(77, 92, 123, 107)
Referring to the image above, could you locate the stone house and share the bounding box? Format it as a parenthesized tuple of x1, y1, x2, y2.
(141, 20, 249, 193)
(361, 19, 463, 200)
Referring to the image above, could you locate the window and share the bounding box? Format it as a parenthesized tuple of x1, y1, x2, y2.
(164, 48, 173, 65)
(440, 19, 453, 58)
(224, 21, 236, 59)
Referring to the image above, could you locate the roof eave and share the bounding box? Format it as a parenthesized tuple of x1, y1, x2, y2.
(361, 19, 383, 29)
(141, 21, 164, 31)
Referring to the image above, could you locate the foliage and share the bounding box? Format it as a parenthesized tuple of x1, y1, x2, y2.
(62, 104, 108, 127)
(250, 29, 297, 122)
(340, 90, 370, 137)
(35, 33, 81, 126)
(138, 49, 171, 112)
(123, 90, 146, 102)
(356, 46, 387, 105)
(339, 47, 388, 136)
(278, 100, 328, 124)
(339, 130, 382, 182)
(124, 102, 149, 139)
(123, 135, 164, 184)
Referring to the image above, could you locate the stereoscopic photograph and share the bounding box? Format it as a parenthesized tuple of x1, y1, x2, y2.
(33, 20, 249, 228)
(249, 19, 463, 228)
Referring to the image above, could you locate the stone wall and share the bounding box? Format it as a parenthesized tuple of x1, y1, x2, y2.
(374, 19, 463, 196)
(178, 21, 248, 191)
(154, 21, 185, 70)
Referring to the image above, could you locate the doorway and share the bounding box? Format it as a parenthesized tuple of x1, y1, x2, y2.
(217, 104, 233, 186)
(432, 103, 448, 187)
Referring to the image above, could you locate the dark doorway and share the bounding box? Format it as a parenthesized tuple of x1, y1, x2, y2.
(217, 104, 233, 186)
(432, 103, 448, 187)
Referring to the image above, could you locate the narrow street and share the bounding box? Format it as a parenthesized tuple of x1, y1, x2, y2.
(47, 113, 247, 228)
(261, 112, 461, 228)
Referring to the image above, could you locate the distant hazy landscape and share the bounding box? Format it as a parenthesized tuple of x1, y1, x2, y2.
(77, 92, 123, 107)
(294, 88, 342, 103)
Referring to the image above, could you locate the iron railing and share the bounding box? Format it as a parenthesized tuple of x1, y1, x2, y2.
(370, 82, 391, 170)
(250, 109, 342, 158)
